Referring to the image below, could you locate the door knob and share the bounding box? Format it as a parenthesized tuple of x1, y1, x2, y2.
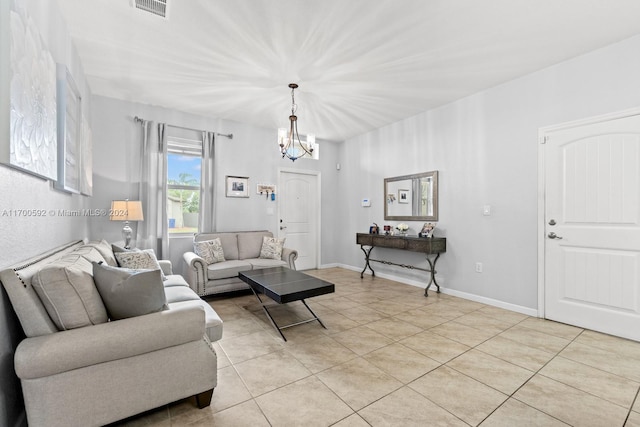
(280, 226, 287, 230)
(548, 232, 563, 239)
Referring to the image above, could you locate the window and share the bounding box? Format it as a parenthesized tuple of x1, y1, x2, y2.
(167, 135, 202, 234)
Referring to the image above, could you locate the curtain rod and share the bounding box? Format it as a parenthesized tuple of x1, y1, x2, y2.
(133, 116, 233, 139)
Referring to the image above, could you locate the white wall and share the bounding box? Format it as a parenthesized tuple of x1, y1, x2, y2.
(89, 96, 341, 274)
(0, 1, 92, 425)
(337, 34, 640, 311)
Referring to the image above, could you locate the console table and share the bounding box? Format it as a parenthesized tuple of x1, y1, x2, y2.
(356, 233, 446, 296)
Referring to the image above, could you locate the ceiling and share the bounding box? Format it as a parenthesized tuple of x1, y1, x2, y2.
(55, 0, 640, 142)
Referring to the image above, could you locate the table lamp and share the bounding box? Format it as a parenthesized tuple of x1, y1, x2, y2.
(110, 200, 144, 249)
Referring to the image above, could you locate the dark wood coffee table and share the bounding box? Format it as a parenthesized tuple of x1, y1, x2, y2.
(239, 267, 335, 341)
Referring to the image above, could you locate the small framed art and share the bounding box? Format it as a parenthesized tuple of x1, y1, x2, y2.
(398, 189, 409, 204)
(226, 176, 249, 198)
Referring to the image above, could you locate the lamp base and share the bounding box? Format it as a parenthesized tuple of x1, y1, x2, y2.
(122, 222, 133, 249)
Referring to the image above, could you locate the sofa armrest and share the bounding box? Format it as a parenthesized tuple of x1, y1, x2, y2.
(282, 247, 298, 270)
(183, 251, 207, 294)
(158, 259, 173, 276)
(15, 305, 207, 379)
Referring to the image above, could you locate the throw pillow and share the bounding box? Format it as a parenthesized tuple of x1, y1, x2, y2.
(32, 257, 108, 330)
(194, 238, 226, 264)
(86, 239, 118, 266)
(259, 236, 286, 260)
(114, 249, 166, 280)
(92, 262, 169, 320)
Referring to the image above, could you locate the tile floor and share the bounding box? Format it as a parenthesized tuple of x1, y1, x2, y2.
(114, 268, 640, 426)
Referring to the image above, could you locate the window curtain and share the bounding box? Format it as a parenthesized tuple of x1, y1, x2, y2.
(199, 131, 216, 232)
(136, 121, 169, 259)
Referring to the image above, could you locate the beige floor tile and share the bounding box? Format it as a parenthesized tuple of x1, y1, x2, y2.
(218, 316, 265, 338)
(331, 413, 371, 427)
(316, 357, 403, 411)
(539, 356, 639, 408)
(256, 376, 354, 426)
(447, 349, 534, 395)
(627, 410, 640, 427)
(332, 325, 395, 355)
(316, 296, 361, 311)
(430, 321, 498, 346)
(575, 330, 640, 360)
(285, 334, 357, 373)
(518, 317, 583, 340)
(208, 365, 252, 414)
(560, 341, 640, 382)
(477, 305, 529, 324)
(366, 300, 415, 316)
(234, 350, 312, 396)
(479, 398, 570, 427)
(363, 343, 441, 383)
(359, 386, 468, 427)
(498, 325, 571, 354)
(218, 330, 284, 364)
(192, 400, 270, 426)
(409, 366, 508, 426)
(400, 331, 470, 363)
(341, 304, 388, 324)
(634, 395, 640, 413)
(209, 301, 256, 321)
(452, 311, 515, 335)
(343, 291, 385, 304)
(364, 316, 423, 340)
(394, 308, 449, 329)
(418, 301, 470, 319)
(514, 375, 628, 427)
(476, 335, 555, 371)
(316, 310, 360, 334)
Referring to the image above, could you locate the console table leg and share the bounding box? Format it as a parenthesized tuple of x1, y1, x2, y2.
(424, 253, 441, 297)
(360, 245, 375, 278)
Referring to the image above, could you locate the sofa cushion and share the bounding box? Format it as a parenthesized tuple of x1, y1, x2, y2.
(194, 238, 226, 264)
(164, 285, 200, 303)
(163, 274, 191, 288)
(115, 249, 166, 280)
(93, 262, 168, 320)
(168, 299, 224, 341)
(259, 236, 285, 260)
(207, 260, 252, 280)
(32, 257, 108, 331)
(85, 240, 118, 266)
(238, 232, 272, 260)
(247, 258, 287, 269)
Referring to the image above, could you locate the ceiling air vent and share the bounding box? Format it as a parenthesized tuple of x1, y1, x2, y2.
(133, 0, 168, 18)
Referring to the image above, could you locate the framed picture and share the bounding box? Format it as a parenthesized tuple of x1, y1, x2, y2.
(226, 176, 249, 198)
(398, 189, 410, 204)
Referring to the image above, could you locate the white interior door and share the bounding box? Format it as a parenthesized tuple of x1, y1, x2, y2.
(542, 111, 640, 341)
(278, 170, 320, 270)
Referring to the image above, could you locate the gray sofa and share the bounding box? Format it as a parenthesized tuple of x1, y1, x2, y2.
(0, 240, 222, 427)
(183, 230, 298, 296)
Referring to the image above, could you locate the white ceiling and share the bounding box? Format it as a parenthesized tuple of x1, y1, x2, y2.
(55, 0, 640, 142)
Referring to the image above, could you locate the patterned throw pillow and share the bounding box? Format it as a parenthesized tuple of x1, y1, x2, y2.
(259, 236, 285, 260)
(194, 238, 226, 264)
(114, 249, 166, 280)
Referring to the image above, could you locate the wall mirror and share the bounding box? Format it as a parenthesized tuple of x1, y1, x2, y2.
(384, 170, 438, 221)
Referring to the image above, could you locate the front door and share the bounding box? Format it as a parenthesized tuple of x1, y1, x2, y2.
(278, 170, 320, 270)
(541, 111, 640, 341)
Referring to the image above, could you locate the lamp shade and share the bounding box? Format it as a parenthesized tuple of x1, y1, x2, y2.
(110, 200, 144, 221)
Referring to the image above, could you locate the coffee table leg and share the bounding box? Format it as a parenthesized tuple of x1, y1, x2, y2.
(249, 286, 288, 341)
(301, 299, 327, 329)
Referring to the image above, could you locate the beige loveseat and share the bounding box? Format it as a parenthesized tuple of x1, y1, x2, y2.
(0, 240, 222, 427)
(183, 230, 298, 296)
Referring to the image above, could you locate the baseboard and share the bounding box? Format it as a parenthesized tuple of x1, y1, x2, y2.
(328, 263, 538, 317)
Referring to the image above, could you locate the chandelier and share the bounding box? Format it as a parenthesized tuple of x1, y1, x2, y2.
(278, 83, 315, 161)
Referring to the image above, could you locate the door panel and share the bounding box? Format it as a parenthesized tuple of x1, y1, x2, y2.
(279, 171, 319, 270)
(544, 113, 640, 341)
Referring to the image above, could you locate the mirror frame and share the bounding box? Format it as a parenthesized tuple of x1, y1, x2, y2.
(384, 170, 438, 221)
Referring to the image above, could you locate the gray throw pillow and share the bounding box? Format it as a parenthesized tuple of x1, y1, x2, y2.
(194, 238, 226, 264)
(32, 257, 108, 330)
(92, 262, 169, 320)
